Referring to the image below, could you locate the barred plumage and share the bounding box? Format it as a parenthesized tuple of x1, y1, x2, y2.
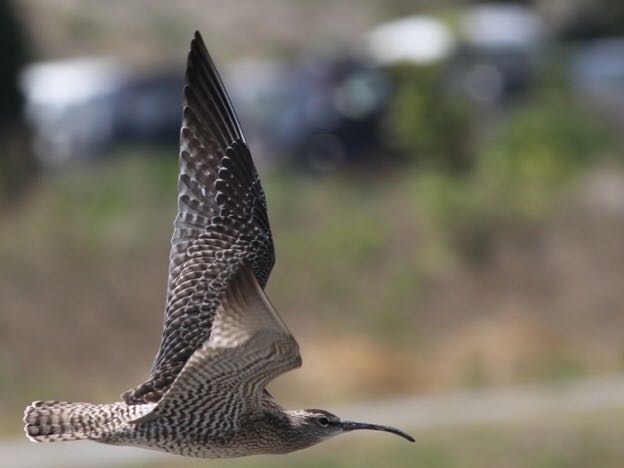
(24, 30, 414, 458)
(24, 400, 153, 443)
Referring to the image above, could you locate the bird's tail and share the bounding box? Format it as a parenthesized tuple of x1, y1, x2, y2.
(24, 400, 135, 442)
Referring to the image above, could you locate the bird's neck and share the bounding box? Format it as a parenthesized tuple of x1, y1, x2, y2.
(246, 408, 315, 454)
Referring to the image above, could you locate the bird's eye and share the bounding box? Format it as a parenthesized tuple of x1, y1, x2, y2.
(317, 417, 330, 427)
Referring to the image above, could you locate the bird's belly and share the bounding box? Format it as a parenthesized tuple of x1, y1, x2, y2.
(103, 419, 260, 458)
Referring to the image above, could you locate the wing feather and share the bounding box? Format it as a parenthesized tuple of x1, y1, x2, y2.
(131, 268, 300, 425)
(122, 31, 275, 405)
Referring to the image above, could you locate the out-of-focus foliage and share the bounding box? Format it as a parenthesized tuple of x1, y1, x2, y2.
(562, 0, 624, 39)
(439, 93, 611, 260)
(0, 0, 27, 121)
(0, 0, 35, 206)
(476, 93, 612, 214)
(385, 63, 473, 172)
(386, 62, 616, 262)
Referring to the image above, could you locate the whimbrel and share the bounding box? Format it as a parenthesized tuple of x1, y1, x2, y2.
(23, 31, 414, 458)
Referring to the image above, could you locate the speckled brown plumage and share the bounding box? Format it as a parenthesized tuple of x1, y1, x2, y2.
(23, 31, 414, 458)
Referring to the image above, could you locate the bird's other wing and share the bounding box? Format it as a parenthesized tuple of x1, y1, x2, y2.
(130, 266, 301, 425)
(122, 31, 275, 405)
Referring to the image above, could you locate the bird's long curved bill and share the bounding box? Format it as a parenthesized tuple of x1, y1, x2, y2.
(341, 421, 415, 442)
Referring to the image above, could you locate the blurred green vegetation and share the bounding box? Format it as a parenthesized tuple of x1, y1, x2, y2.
(266, 170, 427, 339)
(385, 62, 617, 263)
(386, 63, 473, 172)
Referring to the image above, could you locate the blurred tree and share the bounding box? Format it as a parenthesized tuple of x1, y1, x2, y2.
(0, 0, 35, 207)
(560, 0, 624, 39)
(420, 81, 615, 264)
(385, 64, 473, 173)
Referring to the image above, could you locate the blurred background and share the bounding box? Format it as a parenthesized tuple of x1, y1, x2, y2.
(2, 0, 624, 466)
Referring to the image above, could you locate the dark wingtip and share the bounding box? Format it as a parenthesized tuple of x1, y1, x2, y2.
(189, 31, 203, 59)
(192, 30, 207, 53)
(193, 30, 203, 47)
(187, 31, 206, 81)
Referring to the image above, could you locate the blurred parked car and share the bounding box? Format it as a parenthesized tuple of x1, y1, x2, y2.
(21, 5, 549, 172)
(451, 3, 547, 105)
(21, 58, 183, 166)
(570, 38, 624, 126)
(21, 58, 123, 165)
(22, 53, 391, 171)
(228, 55, 391, 171)
(111, 69, 183, 146)
(363, 14, 455, 66)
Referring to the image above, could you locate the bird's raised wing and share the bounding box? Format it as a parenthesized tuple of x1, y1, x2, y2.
(122, 31, 275, 405)
(130, 267, 301, 426)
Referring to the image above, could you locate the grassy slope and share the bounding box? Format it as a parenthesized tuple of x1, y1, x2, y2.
(3, 150, 624, 438)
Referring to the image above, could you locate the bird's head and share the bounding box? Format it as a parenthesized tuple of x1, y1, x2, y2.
(283, 408, 414, 450)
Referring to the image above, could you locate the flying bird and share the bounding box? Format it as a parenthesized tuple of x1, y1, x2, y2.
(23, 31, 414, 458)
